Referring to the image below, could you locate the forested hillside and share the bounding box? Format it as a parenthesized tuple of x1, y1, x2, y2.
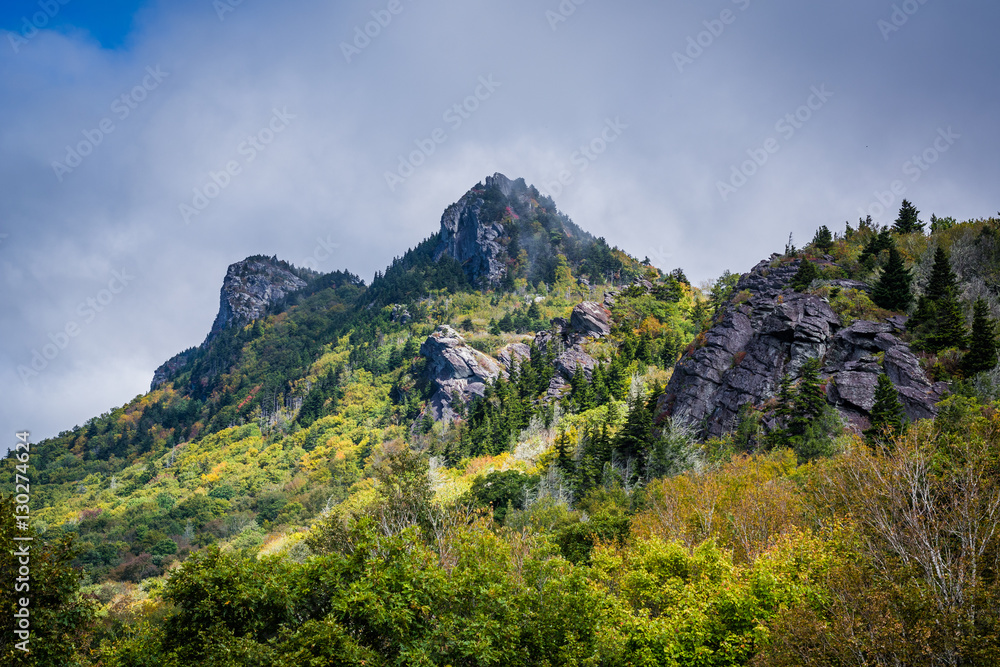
(4, 186, 1000, 666)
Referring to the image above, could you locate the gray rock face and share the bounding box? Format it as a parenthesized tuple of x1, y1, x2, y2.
(497, 342, 532, 371)
(658, 257, 946, 438)
(151, 256, 307, 391)
(434, 173, 529, 288)
(210, 257, 307, 338)
(570, 301, 612, 339)
(421, 326, 503, 421)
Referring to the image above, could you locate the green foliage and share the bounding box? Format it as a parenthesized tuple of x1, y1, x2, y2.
(811, 224, 833, 252)
(790, 259, 820, 292)
(930, 213, 956, 233)
(964, 298, 998, 376)
(1, 495, 96, 666)
(766, 359, 841, 463)
(871, 245, 913, 312)
(865, 373, 907, 441)
(468, 470, 532, 524)
(893, 198, 925, 234)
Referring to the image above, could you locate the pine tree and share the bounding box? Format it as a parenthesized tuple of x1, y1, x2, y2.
(907, 294, 937, 346)
(893, 199, 924, 234)
(871, 245, 913, 312)
(812, 225, 834, 252)
(790, 260, 820, 292)
(614, 393, 653, 462)
(866, 373, 906, 441)
(859, 228, 894, 269)
(925, 290, 967, 352)
(925, 247, 958, 301)
(555, 429, 574, 473)
(963, 298, 998, 376)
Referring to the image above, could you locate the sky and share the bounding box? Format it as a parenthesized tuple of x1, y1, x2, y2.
(1, 0, 998, 446)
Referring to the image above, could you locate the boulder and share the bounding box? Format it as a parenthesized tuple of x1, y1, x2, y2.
(421, 326, 503, 421)
(570, 301, 611, 338)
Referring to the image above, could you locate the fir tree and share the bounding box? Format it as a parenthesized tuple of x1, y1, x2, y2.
(893, 199, 924, 234)
(925, 247, 958, 301)
(555, 429, 575, 473)
(866, 373, 906, 441)
(963, 298, 998, 376)
(614, 392, 654, 462)
(790, 259, 820, 292)
(925, 290, 967, 352)
(871, 245, 913, 312)
(812, 225, 834, 252)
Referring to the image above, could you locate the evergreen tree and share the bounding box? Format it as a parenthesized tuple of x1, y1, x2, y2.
(871, 246, 913, 312)
(893, 199, 925, 234)
(812, 225, 834, 252)
(906, 294, 937, 343)
(555, 429, 574, 473)
(925, 290, 967, 352)
(963, 298, 998, 376)
(866, 373, 906, 441)
(790, 260, 820, 292)
(614, 392, 654, 462)
(925, 247, 958, 301)
(859, 228, 894, 270)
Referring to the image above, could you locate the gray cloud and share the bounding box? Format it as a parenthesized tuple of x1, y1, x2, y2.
(1, 0, 997, 444)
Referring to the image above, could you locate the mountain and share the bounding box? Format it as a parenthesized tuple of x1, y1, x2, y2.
(4, 181, 1000, 666)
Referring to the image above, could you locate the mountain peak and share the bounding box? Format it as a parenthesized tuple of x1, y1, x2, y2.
(208, 255, 309, 340)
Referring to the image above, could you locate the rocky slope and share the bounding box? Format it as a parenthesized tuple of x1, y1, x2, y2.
(421, 301, 613, 418)
(657, 255, 947, 438)
(151, 256, 308, 390)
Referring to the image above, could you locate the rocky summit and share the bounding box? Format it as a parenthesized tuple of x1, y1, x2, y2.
(433, 173, 529, 287)
(150, 255, 309, 390)
(658, 255, 947, 438)
(209, 256, 308, 338)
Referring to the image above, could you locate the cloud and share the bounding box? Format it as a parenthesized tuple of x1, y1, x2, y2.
(1, 0, 998, 443)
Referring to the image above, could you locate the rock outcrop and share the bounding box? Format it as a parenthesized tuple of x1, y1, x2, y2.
(658, 256, 947, 438)
(150, 348, 197, 391)
(150, 255, 308, 391)
(209, 256, 307, 338)
(422, 300, 613, 414)
(570, 301, 612, 339)
(434, 173, 530, 287)
(420, 326, 503, 421)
